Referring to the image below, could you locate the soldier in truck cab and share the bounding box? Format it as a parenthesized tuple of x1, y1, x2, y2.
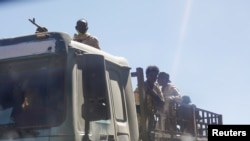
(73, 18, 101, 50)
(134, 65, 164, 140)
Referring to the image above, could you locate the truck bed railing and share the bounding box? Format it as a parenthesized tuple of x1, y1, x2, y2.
(195, 107, 223, 137)
(153, 101, 223, 140)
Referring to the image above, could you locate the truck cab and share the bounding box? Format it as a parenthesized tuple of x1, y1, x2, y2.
(0, 32, 138, 141)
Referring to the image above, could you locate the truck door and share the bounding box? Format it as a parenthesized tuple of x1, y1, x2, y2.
(77, 53, 131, 141)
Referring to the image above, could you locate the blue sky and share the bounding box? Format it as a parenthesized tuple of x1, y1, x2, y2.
(1, 0, 250, 125)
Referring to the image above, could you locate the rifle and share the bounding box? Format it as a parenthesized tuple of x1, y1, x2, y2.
(28, 18, 48, 33)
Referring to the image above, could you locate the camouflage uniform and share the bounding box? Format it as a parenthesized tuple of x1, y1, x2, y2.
(158, 83, 182, 131)
(134, 81, 164, 139)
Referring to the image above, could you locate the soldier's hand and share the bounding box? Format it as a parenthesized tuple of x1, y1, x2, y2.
(73, 33, 82, 42)
(36, 27, 48, 33)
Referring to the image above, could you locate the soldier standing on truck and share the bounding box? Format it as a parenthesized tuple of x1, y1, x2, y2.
(176, 95, 201, 135)
(73, 18, 101, 50)
(156, 72, 182, 131)
(134, 65, 164, 140)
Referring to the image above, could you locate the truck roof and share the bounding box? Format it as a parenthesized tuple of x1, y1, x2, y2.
(0, 32, 130, 68)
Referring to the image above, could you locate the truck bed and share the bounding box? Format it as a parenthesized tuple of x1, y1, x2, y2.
(152, 103, 223, 141)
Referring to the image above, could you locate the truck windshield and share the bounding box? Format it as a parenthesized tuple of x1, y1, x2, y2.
(0, 56, 65, 128)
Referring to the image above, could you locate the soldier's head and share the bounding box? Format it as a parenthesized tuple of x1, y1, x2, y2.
(157, 72, 171, 86)
(182, 95, 191, 104)
(75, 19, 88, 34)
(145, 65, 159, 83)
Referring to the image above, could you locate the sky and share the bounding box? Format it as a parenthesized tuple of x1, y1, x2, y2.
(0, 0, 250, 125)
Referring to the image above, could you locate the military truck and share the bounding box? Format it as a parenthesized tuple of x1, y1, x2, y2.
(0, 31, 222, 141)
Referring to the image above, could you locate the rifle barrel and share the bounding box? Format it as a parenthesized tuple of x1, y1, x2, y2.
(28, 19, 41, 28)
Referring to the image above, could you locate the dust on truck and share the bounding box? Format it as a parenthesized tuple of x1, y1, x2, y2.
(0, 31, 222, 141)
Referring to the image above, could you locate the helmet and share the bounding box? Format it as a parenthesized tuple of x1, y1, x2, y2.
(182, 95, 191, 104)
(75, 19, 88, 33)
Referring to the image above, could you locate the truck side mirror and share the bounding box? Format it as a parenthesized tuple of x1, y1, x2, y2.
(77, 54, 110, 121)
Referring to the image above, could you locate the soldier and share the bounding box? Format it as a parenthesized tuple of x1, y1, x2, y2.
(73, 18, 101, 50)
(157, 72, 182, 131)
(176, 95, 200, 135)
(134, 65, 164, 140)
